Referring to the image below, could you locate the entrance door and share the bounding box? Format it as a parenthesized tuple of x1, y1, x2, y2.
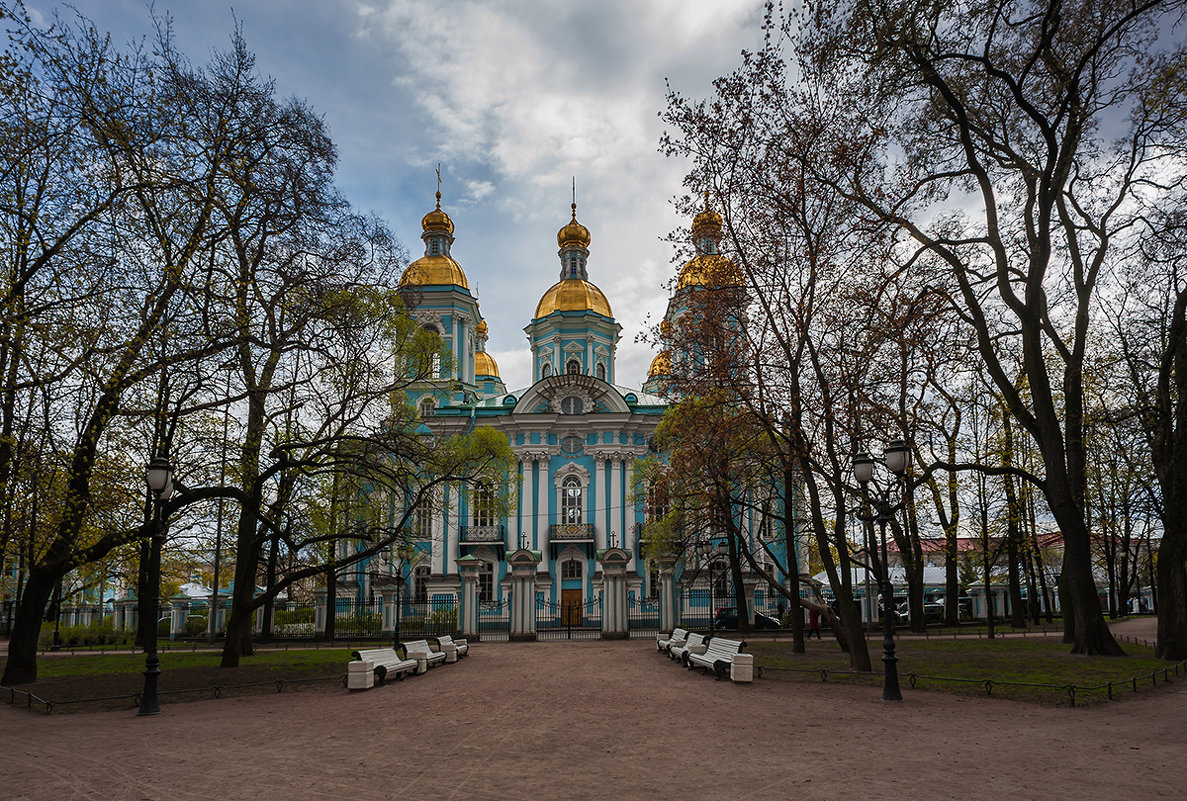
(561, 589, 582, 627)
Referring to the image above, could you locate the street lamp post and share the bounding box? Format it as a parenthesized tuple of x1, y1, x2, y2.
(139, 450, 173, 716)
(696, 539, 727, 636)
(854, 439, 908, 702)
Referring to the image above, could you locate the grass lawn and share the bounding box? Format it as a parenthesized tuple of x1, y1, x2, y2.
(1, 646, 356, 713)
(747, 636, 1183, 706)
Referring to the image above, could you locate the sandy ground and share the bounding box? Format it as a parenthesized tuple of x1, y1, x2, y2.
(0, 618, 1182, 801)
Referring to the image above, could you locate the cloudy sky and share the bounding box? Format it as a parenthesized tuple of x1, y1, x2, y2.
(32, 1, 767, 390)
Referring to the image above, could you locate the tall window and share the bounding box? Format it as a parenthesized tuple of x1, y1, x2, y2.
(562, 476, 583, 524)
(430, 239, 441, 256)
(415, 503, 433, 541)
(542, 362, 553, 379)
(422, 324, 442, 377)
(472, 481, 496, 527)
(478, 561, 494, 602)
(561, 559, 582, 579)
(596, 362, 606, 381)
(566, 359, 581, 375)
(414, 565, 429, 604)
(648, 562, 660, 598)
(645, 481, 668, 520)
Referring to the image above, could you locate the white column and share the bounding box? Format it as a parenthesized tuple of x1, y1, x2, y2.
(624, 455, 636, 570)
(586, 336, 593, 374)
(445, 483, 457, 577)
(432, 489, 444, 575)
(593, 456, 604, 550)
(536, 457, 550, 565)
(516, 459, 527, 551)
(522, 458, 536, 550)
(610, 458, 623, 550)
(602, 459, 612, 547)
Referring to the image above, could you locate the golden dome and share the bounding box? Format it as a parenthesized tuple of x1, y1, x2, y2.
(421, 191, 454, 234)
(476, 319, 489, 337)
(475, 350, 500, 378)
(676, 254, 743, 291)
(691, 191, 722, 240)
(399, 254, 470, 290)
(557, 203, 591, 249)
(534, 279, 613, 319)
(659, 318, 672, 337)
(648, 350, 672, 378)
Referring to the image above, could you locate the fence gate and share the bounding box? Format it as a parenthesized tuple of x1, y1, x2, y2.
(536, 595, 602, 640)
(627, 595, 660, 639)
(477, 599, 510, 642)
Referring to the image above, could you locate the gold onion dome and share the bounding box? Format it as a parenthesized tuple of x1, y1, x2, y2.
(475, 350, 500, 378)
(557, 203, 591, 249)
(648, 350, 672, 378)
(476, 319, 489, 337)
(659, 318, 672, 337)
(421, 191, 454, 234)
(399, 254, 470, 289)
(676, 254, 743, 290)
(534, 279, 613, 318)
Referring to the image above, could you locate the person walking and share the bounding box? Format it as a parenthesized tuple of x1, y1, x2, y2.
(808, 607, 821, 639)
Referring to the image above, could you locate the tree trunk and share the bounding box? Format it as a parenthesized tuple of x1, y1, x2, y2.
(0, 566, 57, 684)
(1051, 491, 1125, 655)
(783, 466, 804, 653)
(1155, 515, 1187, 661)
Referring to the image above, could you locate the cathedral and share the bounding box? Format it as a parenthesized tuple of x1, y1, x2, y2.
(352, 184, 792, 632)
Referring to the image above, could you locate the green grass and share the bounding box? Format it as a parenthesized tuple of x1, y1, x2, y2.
(1, 647, 358, 713)
(747, 636, 1183, 707)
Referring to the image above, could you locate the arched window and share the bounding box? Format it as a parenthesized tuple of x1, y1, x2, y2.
(419, 397, 435, 418)
(645, 481, 668, 520)
(541, 362, 553, 379)
(595, 362, 606, 381)
(566, 359, 581, 375)
(478, 561, 494, 602)
(559, 396, 583, 415)
(471, 481, 496, 527)
(714, 568, 730, 600)
(414, 565, 430, 604)
(561, 559, 582, 579)
(562, 475, 583, 524)
(421, 324, 442, 377)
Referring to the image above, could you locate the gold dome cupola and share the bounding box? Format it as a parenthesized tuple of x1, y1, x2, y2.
(534, 191, 613, 319)
(676, 191, 743, 291)
(399, 175, 470, 291)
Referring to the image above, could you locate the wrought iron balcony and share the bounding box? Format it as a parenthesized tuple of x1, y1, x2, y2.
(549, 523, 596, 542)
(460, 524, 505, 544)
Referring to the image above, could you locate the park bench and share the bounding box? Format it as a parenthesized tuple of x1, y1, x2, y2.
(351, 647, 418, 686)
(687, 637, 746, 680)
(657, 627, 689, 655)
(403, 639, 448, 669)
(670, 632, 709, 664)
(429, 634, 469, 662)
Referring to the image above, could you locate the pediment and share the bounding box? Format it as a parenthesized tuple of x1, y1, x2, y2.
(512, 373, 631, 415)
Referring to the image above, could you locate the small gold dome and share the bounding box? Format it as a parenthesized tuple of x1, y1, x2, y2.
(422, 192, 454, 235)
(399, 254, 470, 290)
(676, 254, 743, 291)
(648, 350, 672, 378)
(534, 278, 613, 318)
(476, 319, 489, 337)
(691, 191, 722, 240)
(557, 203, 591, 249)
(659, 318, 672, 337)
(475, 350, 500, 378)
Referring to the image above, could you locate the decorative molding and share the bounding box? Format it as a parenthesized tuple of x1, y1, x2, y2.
(413, 310, 444, 330)
(553, 461, 590, 489)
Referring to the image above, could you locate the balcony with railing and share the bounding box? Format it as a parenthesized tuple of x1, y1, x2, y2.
(549, 523, 596, 543)
(460, 524, 505, 544)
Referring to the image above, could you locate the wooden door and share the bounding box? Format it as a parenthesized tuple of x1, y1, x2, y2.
(561, 589, 582, 627)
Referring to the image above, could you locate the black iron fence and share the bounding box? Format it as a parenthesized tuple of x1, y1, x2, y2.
(537, 595, 602, 640)
(627, 595, 660, 638)
(401, 597, 459, 638)
(478, 598, 511, 641)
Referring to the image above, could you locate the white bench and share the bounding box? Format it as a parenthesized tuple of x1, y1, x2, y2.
(429, 634, 469, 662)
(687, 637, 746, 680)
(670, 632, 709, 664)
(351, 647, 417, 685)
(657, 627, 688, 655)
(403, 639, 447, 669)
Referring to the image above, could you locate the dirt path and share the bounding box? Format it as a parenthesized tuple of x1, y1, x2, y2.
(1, 623, 1182, 800)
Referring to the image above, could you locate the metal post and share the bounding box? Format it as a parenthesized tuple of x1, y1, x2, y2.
(707, 555, 715, 637)
(878, 498, 902, 702)
(394, 571, 403, 650)
(50, 578, 61, 651)
(138, 497, 165, 716)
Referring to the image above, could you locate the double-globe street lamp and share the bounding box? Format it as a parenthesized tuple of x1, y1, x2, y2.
(853, 439, 908, 702)
(139, 450, 173, 716)
(696, 539, 728, 636)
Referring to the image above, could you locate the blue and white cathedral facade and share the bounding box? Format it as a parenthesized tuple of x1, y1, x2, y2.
(350, 187, 795, 630)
